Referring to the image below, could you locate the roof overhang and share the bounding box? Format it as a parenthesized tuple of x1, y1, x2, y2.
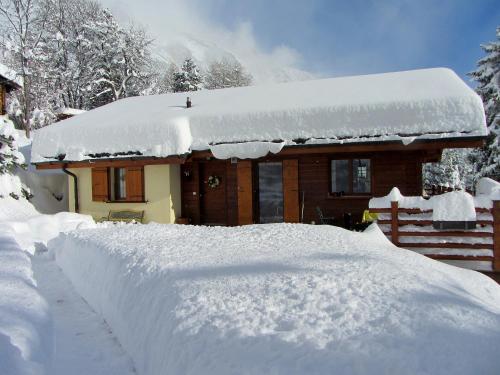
(34, 136, 485, 169)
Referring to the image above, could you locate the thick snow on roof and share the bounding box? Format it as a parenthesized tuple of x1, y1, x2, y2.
(0, 63, 22, 87)
(57, 107, 86, 116)
(32, 68, 487, 162)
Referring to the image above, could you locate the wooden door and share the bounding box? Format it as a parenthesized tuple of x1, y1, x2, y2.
(237, 160, 253, 225)
(200, 161, 227, 225)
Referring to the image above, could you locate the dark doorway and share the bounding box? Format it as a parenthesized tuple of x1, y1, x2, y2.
(258, 162, 284, 223)
(200, 162, 227, 225)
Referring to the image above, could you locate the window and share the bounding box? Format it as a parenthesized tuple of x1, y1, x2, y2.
(331, 159, 371, 195)
(91, 166, 144, 202)
(110, 168, 127, 200)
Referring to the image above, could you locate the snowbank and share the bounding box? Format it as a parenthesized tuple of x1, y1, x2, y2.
(0, 212, 95, 254)
(370, 179, 500, 212)
(32, 68, 487, 162)
(16, 130, 68, 214)
(432, 191, 476, 221)
(50, 223, 500, 375)
(0, 233, 52, 375)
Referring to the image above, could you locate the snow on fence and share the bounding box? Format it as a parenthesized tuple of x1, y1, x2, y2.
(369, 183, 500, 272)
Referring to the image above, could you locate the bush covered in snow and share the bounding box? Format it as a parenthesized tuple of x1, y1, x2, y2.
(51, 223, 500, 375)
(0, 116, 31, 200)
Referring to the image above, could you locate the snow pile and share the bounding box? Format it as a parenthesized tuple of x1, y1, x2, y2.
(0, 212, 95, 255)
(16, 129, 68, 214)
(475, 177, 500, 207)
(210, 141, 285, 159)
(0, 233, 52, 375)
(369, 187, 432, 209)
(432, 191, 476, 221)
(371, 187, 481, 220)
(32, 68, 487, 162)
(50, 223, 500, 375)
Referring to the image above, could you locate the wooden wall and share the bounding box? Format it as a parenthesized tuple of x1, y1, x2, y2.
(181, 150, 424, 226)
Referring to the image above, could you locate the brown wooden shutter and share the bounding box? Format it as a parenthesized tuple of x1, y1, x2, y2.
(126, 167, 144, 202)
(92, 167, 109, 201)
(283, 159, 300, 223)
(237, 160, 253, 225)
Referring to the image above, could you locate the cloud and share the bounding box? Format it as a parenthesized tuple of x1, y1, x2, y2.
(99, 0, 313, 83)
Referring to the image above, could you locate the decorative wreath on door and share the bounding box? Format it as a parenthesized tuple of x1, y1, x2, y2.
(207, 175, 221, 188)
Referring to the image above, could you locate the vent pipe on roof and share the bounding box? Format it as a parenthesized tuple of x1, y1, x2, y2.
(186, 97, 192, 108)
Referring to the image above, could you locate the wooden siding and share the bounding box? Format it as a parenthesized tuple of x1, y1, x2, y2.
(283, 159, 300, 223)
(181, 150, 425, 226)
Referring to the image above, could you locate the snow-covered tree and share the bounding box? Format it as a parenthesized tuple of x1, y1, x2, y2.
(469, 26, 500, 182)
(0, 116, 31, 199)
(84, 10, 154, 107)
(147, 61, 177, 95)
(205, 58, 252, 90)
(172, 58, 202, 92)
(0, 0, 52, 137)
(423, 148, 475, 191)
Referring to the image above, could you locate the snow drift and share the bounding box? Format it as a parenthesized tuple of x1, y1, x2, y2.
(32, 68, 487, 162)
(0, 233, 52, 375)
(50, 223, 500, 375)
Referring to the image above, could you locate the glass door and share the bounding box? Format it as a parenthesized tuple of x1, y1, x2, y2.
(258, 162, 283, 223)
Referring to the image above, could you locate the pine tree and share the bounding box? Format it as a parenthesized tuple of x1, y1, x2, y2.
(469, 26, 500, 182)
(205, 58, 252, 90)
(423, 148, 474, 191)
(172, 58, 202, 92)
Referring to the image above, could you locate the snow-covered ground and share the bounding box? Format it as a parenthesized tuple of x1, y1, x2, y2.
(31, 256, 135, 375)
(0, 191, 135, 375)
(51, 222, 500, 375)
(0, 232, 52, 375)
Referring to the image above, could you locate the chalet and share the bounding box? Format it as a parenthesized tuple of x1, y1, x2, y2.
(31, 68, 487, 228)
(0, 63, 21, 115)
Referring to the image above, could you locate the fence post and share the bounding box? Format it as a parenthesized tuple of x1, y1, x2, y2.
(493, 201, 500, 272)
(391, 201, 399, 246)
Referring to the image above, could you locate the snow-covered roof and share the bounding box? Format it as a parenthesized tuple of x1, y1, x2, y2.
(31, 68, 487, 162)
(0, 63, 22, 88)
(57, 108, 86, 116)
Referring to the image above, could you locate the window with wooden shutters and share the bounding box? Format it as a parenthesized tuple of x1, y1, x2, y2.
(92, 167, 109, 201)
(91, 166, 144, 202)
(125, 167, 144, 202)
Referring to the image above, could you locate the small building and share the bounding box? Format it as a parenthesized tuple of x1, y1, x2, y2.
(31, 68, 487, 226)
(0, 63, 21, 115)
(55, 108, 86, 122)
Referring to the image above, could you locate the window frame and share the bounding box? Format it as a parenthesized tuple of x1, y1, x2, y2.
(110, 167, 127, 201)
(329, 157, 373, 196)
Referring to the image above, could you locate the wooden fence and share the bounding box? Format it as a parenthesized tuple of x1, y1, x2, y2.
(369, 201, 500, 272)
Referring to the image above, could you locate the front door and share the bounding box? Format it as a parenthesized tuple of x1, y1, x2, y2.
(200, 162, 227, 225)
(258, 162, 284, 223)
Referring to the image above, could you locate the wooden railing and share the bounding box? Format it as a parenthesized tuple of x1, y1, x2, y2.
(369, 201, 500, 272)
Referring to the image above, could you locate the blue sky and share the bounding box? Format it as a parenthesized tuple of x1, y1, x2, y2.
(204, 0, 499, 82)
(103, 0, 499, 84)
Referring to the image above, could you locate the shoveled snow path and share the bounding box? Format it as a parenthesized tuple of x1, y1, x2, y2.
(32, 254, 136, 375)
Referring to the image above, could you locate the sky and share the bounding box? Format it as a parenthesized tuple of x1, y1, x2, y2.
(101, 0, 499, 84)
